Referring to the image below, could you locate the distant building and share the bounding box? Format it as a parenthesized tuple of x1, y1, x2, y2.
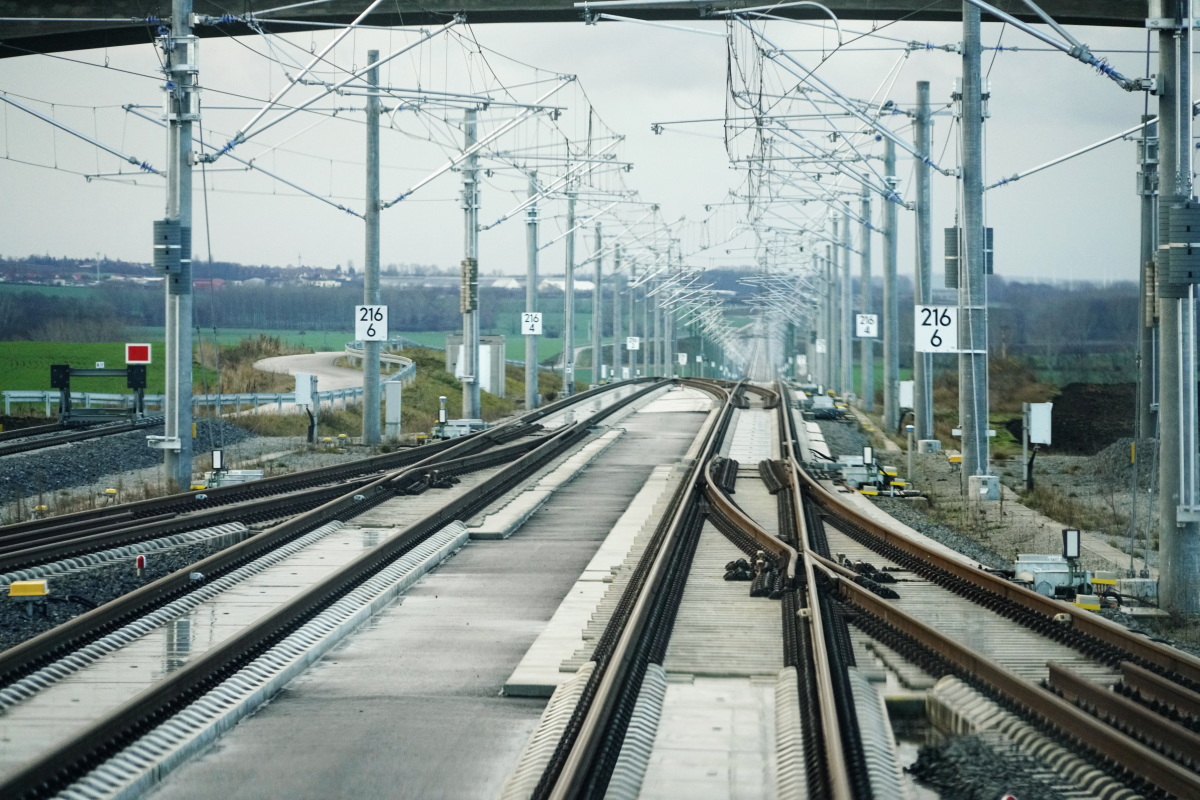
(490, 277, 522, 290)
(539, 278, 595, 293)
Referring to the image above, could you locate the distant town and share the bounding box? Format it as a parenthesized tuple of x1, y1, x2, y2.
(0, 254, 610, 293)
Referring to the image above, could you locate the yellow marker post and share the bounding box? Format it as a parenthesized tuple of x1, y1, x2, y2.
(8, 579, 48, 598)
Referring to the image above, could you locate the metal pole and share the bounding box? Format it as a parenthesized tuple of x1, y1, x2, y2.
(613, 244, 623, 381)
(829, 226, 840, 392)
(1022, 403, 1031, 491)
(628, 258, 638, 377)
(883, 138, 900, 431)
(960, 3, 991, 490)
(525, 171, 539, 410)
(1137, 116, 1157, 442)
(160, 0, 195, 490)
(642, 272, 650, 377)
(461, 109, 481, 418)
(860, 179, 874, 411)
(563, 192, 576, 396)
(823, 245, 834, 389)
(1155, 0, 1199, 614)
(592, 224, 602, 385)
(362, 50, 382, 445)
(840, 207, 852, 396)
(653, 279, 663, 376)
(1136, 115, 1158, 574)
(666, 300, 675, 377)
(914, 80, 935, 441)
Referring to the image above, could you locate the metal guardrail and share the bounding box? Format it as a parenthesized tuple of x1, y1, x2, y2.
(4, 347, 416, 416)
(343, 341, 417, 385)
(2, 388, 363, 415)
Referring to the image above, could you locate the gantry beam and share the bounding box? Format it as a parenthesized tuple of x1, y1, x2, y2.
(0, 1, 1151, 59)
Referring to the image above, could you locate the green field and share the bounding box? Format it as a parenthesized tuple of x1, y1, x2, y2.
(126, 326, 593, 368)
(127, 326, 350, 351)
(0, 340, 216, 395)
(0, 282, 96, 299)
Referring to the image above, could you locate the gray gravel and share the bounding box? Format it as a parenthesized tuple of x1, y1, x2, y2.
(873, 497, 1011, 571)
(0, 419, 259, 504)
(0, 539, 231, 651)
(814, 418, 866, 461)
(908, 733, 1077, 800)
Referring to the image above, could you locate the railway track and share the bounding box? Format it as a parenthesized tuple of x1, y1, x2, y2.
(0, 381, 654, 575)
(0, 417, 165, 458)
(0, 378, 670, 799)
(6, 376, 1200, 798)
(777, 381, 1200, 799)
(0, 422, 68, 444)
(517, 378, 1200, 799)
(519, 379, 837, 799)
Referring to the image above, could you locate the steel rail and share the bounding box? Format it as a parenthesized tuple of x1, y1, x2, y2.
(0, 380, 655, 558)
(781, 379, 1200, 796)
(1120, 660, 1200, 719)
(0, 422, 67, 443)
(0, 429, 563, 682)
(702, 462, 798, 587)
(1048, 661, 1200, 769)
(0, 379, 668, 799)
(0, 416, 163, 458)
(0, 434, 465, 540)
(542, 377, 732, 800)
(828, 561, 1200, 798)
(795, 463, 1200, 686)
(0, 432, 547, 569)
(776, 381, 852, 800)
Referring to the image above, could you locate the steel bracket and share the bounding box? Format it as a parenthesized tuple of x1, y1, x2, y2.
(1146, 17, 1200, 29)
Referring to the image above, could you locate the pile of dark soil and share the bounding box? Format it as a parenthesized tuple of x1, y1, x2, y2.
(1048, 383, 1135, 455)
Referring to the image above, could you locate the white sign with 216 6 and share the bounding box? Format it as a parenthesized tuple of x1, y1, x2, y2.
(355, 305, 388, 341)
(914, 305, 958, 353)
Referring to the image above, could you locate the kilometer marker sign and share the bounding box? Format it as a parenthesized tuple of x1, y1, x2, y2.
(914, 306, 958, 353)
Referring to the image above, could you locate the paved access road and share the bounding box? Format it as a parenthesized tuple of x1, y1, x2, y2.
(254, 352, 365, 392)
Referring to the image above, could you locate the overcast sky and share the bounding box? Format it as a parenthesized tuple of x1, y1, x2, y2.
(0, 13, 1171, 285)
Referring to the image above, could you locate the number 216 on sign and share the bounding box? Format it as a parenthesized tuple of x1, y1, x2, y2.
(914, 305, 958, 353)
(355, 305, 388, 341)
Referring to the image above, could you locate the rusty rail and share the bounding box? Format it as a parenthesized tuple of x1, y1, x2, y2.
(829, 567, 1200, 797)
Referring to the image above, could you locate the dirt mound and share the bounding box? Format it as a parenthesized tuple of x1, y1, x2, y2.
(1050, 383, 1135, 455)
